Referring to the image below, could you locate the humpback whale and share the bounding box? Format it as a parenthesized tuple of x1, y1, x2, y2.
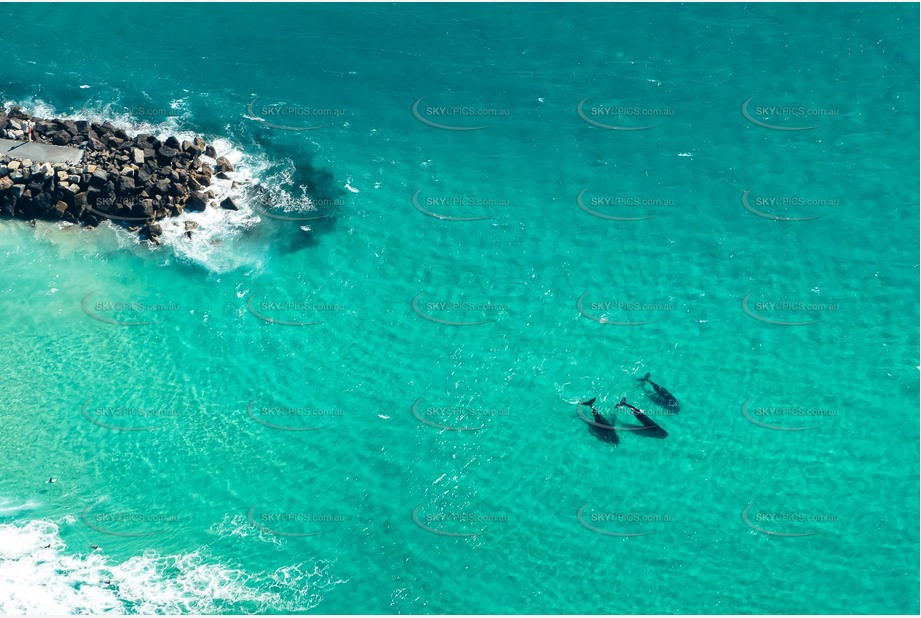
(637, 373, 679, 410)
(617, 397, 669, 439)
(579, 398, 620, 445)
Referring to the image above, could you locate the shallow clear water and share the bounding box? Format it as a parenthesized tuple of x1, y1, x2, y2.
(0, 3, 918, 614)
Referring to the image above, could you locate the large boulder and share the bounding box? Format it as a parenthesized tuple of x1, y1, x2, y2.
(89, 168, 108, 187)
(33, 191, 53, 215)
(168, 181, 187, 197)
(136, 199, 155, 218)
(215, 156, 234, 173)
(154, 179, 172, 195)
(34, 121, 54, 138)
(93, 122, 114, 140)
(86, 135, 105, 151)
(156, 146, 179, 165)
(186, 191, 207, 211)
(116, 176, 136, 193)
(219, 196, 239, 210)
(27, 179, 48, 195)
(60, 119, 79, 136)
(185, 142, 203, 158)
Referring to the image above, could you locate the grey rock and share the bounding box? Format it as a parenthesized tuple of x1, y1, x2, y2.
(219, 196, 239, 210)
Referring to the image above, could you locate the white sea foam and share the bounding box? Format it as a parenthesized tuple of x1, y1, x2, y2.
(0, 518, 345, 614)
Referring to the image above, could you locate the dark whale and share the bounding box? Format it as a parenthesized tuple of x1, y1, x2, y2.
(616, 397, 668, 439)
(637, 372, 679, 410)
(579, 398, 619, 445)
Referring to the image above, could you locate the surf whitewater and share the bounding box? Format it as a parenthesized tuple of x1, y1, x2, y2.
(0, 106, 246, 244)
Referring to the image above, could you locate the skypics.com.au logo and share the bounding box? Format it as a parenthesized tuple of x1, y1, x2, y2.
(412, 97, 509, 131)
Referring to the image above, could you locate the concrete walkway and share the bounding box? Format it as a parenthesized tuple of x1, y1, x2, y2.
(0, 138, 84, 164)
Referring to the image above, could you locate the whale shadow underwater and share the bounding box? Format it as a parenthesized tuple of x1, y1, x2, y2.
(579, 398, 620, 445)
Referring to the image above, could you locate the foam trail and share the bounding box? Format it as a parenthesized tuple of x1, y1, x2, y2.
(0, 498, 39, 515)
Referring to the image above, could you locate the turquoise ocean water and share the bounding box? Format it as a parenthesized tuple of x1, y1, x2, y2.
(0, 3, 918, 614)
